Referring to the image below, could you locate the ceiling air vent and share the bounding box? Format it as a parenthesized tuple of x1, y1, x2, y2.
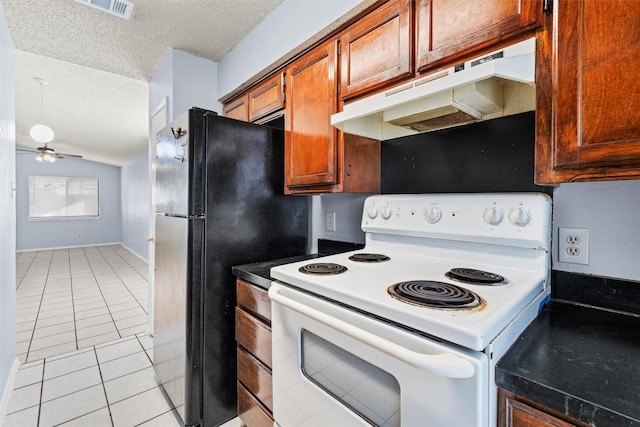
(74, 0, 134, 20)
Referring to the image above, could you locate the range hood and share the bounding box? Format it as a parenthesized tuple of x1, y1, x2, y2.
(331, 38, 536, 140)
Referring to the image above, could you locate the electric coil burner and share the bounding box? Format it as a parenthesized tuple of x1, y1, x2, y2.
(269, 193, 553, 427)
(298, 262, 347, 275)
(388, 280, 482, 309)
(348, 253, 390, 263)
(445, 268, 505, 285)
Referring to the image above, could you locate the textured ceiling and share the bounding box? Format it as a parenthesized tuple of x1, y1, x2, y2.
(3, 0, 283, 166)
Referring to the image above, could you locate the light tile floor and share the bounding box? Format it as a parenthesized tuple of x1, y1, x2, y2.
(9, 245, 246, 427)
(15, 245, 149, 363)
(6, 334, 246, 426)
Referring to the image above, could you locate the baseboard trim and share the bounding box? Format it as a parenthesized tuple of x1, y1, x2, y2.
(119, 243, 149, 263)
(16, 242, 121, 253)
(0, 358, 21, 424)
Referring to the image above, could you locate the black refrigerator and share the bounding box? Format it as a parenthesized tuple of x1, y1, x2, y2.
(153, 108, 308, 426)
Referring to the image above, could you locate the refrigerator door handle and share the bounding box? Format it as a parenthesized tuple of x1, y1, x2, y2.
(172, 127, 187, 139)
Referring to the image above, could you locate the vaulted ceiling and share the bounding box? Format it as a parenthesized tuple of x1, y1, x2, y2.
(2, 0, 283, 166)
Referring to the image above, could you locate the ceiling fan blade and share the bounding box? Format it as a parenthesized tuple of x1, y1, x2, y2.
(37, 144, 55, 153)
(57, 152, 83, 158)
(16, 148, 40, 154)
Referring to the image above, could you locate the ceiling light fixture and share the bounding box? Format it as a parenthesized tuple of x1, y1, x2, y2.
(30, 77, 55, 143)
(36, 153, 56, 163)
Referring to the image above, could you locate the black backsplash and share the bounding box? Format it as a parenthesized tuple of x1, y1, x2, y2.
(381, 111, 552, 195)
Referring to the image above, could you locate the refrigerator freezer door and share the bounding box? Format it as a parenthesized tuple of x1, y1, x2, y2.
(156, 112, 191, 216)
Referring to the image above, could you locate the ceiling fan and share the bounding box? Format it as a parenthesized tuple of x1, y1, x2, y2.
(16, 143, 84, 162)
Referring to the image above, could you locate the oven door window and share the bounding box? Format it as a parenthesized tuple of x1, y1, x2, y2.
(301, 329, 401, 427)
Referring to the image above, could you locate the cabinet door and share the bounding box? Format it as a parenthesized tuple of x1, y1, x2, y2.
(223, 94, 249, 122)
(544, 1, 640, 176)
(417, 0, 543, 72)
(249, 73, 284, 122)
(284, 39, 339, 193)
(499, 389, 581, 427)
(339, 0, 413, 100)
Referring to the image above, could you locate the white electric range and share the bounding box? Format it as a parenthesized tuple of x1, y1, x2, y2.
(269, 193, 552, 427)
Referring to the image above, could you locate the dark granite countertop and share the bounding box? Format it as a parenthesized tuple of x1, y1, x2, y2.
(232, 253, 321, 289)
(232, 239, 364, 289)
(496, 272, 640, 426)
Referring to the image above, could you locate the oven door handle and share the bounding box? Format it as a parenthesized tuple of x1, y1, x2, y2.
(270, 288, 475, 379)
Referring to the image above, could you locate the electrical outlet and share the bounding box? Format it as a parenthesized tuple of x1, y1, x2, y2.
(325, 211, 336, 232)
(558, 227, 589, 264)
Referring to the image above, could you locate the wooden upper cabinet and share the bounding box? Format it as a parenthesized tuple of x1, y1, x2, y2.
(339, 0, 413, 100)
(284, 39, 340, 193)
(223, 94, 249, 122)
(249, 73, 285, 122)
(535, 0, 640, 183)
(417, 0, 544, 72)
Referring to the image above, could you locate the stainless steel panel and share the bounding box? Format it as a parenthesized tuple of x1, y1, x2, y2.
(156, 114, 190, 216)
(153, 214, 188, 421)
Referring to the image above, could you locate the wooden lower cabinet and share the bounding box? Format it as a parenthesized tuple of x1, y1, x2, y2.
(238, 382, 272, 427)
(498, 388, 587, 427)
(235, 279, 273, 427)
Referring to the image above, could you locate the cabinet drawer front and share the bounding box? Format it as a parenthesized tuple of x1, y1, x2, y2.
(238, 382, 273, 427)
(237, 347, 273, 411)
(236, 306, 272, 367)
(236, 279, 271, 323)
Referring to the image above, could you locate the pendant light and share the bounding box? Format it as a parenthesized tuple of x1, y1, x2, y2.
(30, 77, 55, 143)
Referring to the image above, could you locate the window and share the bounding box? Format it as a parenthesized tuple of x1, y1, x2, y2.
(29, 176, 99, 219)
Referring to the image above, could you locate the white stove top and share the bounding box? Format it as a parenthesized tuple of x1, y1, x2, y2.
(271, 193, 552, 351)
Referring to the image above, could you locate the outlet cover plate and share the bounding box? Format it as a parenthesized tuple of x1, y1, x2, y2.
(558, 227, 589, 264)
(325, 212, 336, 232)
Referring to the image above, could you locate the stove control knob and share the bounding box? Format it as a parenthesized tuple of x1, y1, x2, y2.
(381, 206, 393, 220)
(425, 206, 442, 223)
(367, 206, 378, 219)
(483, 207, 504, 225)
(509, 208, 531, 226)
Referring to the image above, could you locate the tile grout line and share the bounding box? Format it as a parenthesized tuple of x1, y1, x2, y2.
(15, 251, 37, 291)
(97, 245, 148, 314)
(37, 357, 45, 427)
(83, 247, 124, 342)
(25, 251, 54, 364)
(68, 248, 81, 354)
(93, 345, 116, 427)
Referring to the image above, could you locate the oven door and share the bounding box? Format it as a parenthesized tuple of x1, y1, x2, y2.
(269, 282, 489, 427)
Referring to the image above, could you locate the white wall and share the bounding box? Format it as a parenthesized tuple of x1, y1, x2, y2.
(15, 152, 122, 251)
(313, 193, 370, 245)
(217, 0, 362, 97)
(173, 50, 221, 115)
(150, 49, 220, 122)
(0, 2, 17, 416)
(552, 180, 640, 281)
(120, 150, 149, 260)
